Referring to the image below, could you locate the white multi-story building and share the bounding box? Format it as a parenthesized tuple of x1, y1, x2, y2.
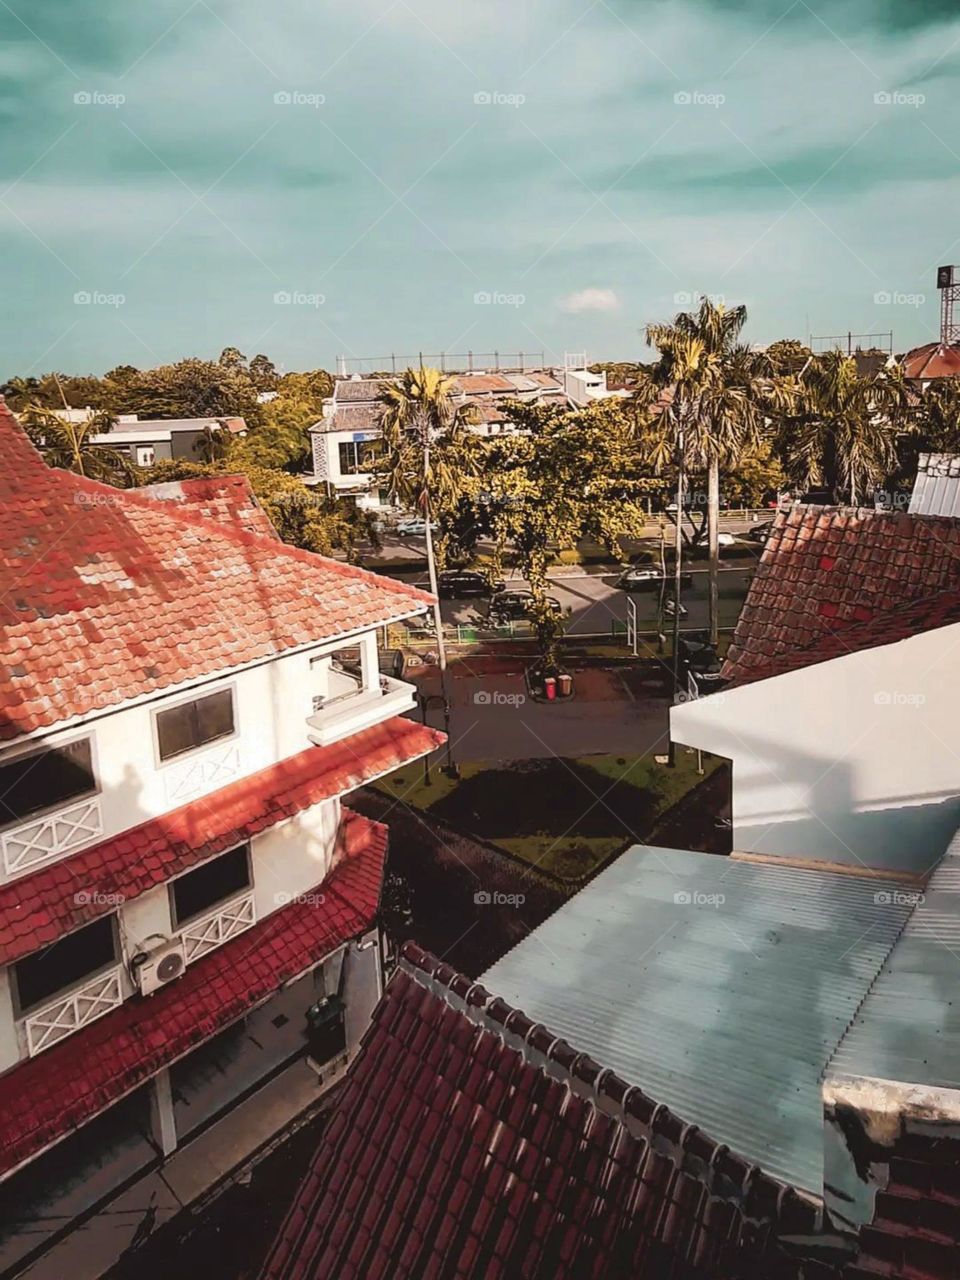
(309, 369, 569, 508)
(0, 404, 442, 1274)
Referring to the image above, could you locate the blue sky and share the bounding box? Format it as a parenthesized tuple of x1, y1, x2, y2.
(2, 0, 959, 376)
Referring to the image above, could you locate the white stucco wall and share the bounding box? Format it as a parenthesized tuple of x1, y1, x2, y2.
(671, 623, 960, 874)
(0, 628, 393, 888)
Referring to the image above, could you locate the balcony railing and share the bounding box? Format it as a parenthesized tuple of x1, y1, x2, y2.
(180, 891, 256, 964)
(2, 796, 103, 877)
(306, 673, 417, 748)
(24, 966, 123, 1057)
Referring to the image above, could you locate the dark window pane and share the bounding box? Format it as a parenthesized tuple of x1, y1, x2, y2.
(172, 845, 250, 924)
(15, 916, 116, 1012)
(0, 738, 95, 826)
(157, 690, 234, 761)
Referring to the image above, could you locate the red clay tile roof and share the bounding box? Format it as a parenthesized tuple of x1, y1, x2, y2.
(132, 474, 279, 539)
(263, 943, 821, 1280)
(724, 505, 960, 685)
(0, 808, 386, 1180)
(0, 718, 442, 966)
(730, 588, 960, 688)
(451, 374, 517, 395)
(901, 342, 960, 381)
(0, 405, 433, 740)
(844, 1132, 960, 1280)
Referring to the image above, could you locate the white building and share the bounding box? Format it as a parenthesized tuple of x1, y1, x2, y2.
(0, 405, 442, 1274)
(51, 407, 247, 467)
(309, 369, 569, 508)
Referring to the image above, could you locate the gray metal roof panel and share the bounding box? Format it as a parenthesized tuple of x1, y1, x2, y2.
(827, 827, 960, 1090)
(482, 846, 914, 1194)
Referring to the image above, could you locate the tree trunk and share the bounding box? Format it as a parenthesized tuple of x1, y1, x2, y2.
(707, 458, 720, 647)
(669, 433, 685, 768)
(422, 429, 453, 770)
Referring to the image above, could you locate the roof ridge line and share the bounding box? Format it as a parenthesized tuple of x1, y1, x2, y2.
(397, 943, 819, 1227)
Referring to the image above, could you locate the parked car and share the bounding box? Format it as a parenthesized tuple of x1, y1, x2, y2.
(489, 589, 562, 622)
(617, 566, 693, 592)
(663, 597, 688, 618)
(396, 517, 428, 536)
(716, 532, 737, 548)
(746, 520, 774, 543)
(437, 569, 505, 600)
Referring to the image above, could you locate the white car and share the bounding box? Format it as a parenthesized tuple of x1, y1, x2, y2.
(396, 518, 428, 536)
(717, 532, 737, 547)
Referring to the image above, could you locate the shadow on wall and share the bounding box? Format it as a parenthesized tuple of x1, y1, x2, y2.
(726, 723, 957, 877)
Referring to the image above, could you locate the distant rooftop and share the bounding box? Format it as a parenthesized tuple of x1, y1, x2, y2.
(908, 452, 960, 517)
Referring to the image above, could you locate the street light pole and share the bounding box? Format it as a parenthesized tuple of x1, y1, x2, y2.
(420, 407, 456, 776)
(669, 427, 685, 769)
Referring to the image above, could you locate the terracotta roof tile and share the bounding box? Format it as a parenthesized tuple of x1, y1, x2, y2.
(0, 809, 386, 1180)
(0, 406, 433, 739)
(133, 474, 278, 539)
(901, 342, 960, 381)
(0, 718, 442, 965)
(724, 505, 960, 685)
(262, 944, 819, 1280)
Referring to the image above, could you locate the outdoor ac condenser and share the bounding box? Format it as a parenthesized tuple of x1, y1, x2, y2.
(132, 937, 187, 996)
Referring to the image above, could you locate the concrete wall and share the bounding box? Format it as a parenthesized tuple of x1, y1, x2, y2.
(671, 623, 960, 874)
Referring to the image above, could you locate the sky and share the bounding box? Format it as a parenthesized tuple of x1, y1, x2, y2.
(2, 0, 960, 377)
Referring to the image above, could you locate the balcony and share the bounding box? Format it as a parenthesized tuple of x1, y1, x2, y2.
(24, 966, 123, 1057)
(2, 796, 103, 877)
(180, 891, 256, 964)
(306, 673, 416, 748)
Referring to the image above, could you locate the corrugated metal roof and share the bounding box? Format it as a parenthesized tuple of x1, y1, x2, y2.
(908, 453, 960, 518)
(827, 826, 960, 1089)
(482, 846, 914, 1194)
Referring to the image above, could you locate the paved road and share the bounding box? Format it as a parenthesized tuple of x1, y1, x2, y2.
(437, 564, 755, 636)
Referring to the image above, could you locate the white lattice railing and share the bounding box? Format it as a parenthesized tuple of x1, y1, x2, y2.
(24, 967, 123, 1057)
(180, 892, 256, 963)
(163, 743, 240, 805)
(2, 796, 103, 876)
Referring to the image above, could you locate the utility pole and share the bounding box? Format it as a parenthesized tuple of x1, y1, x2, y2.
(420, 404, 456, 775)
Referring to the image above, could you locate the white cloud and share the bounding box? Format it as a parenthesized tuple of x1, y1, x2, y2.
(558, 287, 620, 313)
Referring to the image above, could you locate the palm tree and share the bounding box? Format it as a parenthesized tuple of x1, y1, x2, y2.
(375, 367, 479, 764)
(644, 299, 775, 648)
(19, 405, 137, 485)
(781, 352, 906, 505)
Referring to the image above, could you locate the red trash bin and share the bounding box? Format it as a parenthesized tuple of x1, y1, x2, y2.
(544, 676, 557, 701)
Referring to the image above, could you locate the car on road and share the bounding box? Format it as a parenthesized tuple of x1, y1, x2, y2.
(663, 597, 688, 618)
(716, 532, 737, 548)
(437, 569, 505, 599)
(396, 517, 428, 536)
(488, 589, 562, 623)
(617, 566, 693, 592)
(746, 520, 774, 543)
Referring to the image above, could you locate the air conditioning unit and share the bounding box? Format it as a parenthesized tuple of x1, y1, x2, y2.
(132, 938, 187, 996)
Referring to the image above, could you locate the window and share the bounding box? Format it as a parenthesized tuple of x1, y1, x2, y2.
(171, 845, 251, 925)
(14, 916, 116, 1014)
(338, 440, 364, 475)
(135, 445, 155, 467)
(156, 689, 234, 762)
(0, 737, 95, 827)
